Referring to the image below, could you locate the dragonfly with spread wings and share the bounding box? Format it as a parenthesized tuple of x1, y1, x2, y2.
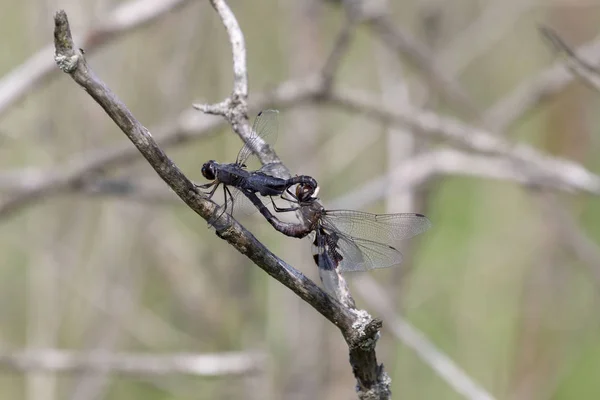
(242, 181, 431, 294)
(198, 110, 317, 221)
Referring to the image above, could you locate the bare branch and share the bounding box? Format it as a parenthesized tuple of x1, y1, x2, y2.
(0, 0, 191, 119)
(484, 33, 600, 131)
(537, 195, 600, 290)
(327, 87, 600, 195)
(4, 69, 600, 218)
(438, 0, 537, 78)
(0, 74, 324, 219)
(354, 276, 497, 400)
(210, 0, 248, 102)
(0, 349, 263, 377)
(337, 0, 479, 117)
(331, 149, 559, 210)
(194, 0, 254, 159)
(0, 147, 573, 211)
(540, 26, 600, 93)
(321, 20, 356, 94)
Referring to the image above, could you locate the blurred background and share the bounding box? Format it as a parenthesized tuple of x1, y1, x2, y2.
(1, 0, 600, 399)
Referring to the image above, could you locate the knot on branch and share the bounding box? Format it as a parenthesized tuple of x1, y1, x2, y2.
(357, 370, 392, 400)
(348, 311, 382, 350)
(54, 54, 80, 73)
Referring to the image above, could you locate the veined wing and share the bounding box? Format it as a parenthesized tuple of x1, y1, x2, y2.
(331, 230, 404, 272)
(209, 184, 262, 220)
(235, 109, 279, 167)
(257, 162, 290, 180)
(321, 211, 431, 246)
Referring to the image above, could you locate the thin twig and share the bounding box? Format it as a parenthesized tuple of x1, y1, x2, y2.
(327, 87, 600, 195)
(0, 349, 264, 377)
(209, 0, 248, 102)
(354, 276, 497, 400)
(4, 73, 600, 217)
(194, 0, 258, 160)
(338, 0, 480, 117)
(539, 26, 600, 93)
(438, 0, 537, 77)
(321, 20, 356, 94)
(484, 33, 600, 131)
(0, 75, 322, 220)
(331, 149, 555, 210)
(537, 194, 600, 290)
(0, 0, 191, 120)
(0, 147, 575, 210)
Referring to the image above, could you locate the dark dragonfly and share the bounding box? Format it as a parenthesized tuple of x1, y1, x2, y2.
(244, 181, 431, 274)
(198, 110, 317, 220)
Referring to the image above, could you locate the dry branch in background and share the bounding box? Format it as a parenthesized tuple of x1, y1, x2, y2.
(5, 23, 600, 217)
(328, 88, 600, 195)
(0, 0, 192, 119)
(354, 276, 495, 400)
(3, 69, 600, 217)
(0, 349, 262, 377)
(4, 5, 600, 209)
(332, 0, 480, 117)
(52, 6, 391, 399)
(484, 31, 600, 131)
(540, 26, 600, 94)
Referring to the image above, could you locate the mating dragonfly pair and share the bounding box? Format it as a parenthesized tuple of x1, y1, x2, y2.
(198, 110, 431, 288)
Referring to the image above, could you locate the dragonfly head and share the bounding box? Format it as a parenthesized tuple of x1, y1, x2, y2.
(201, 161, 217, 180)
(296, 182, 320, 203)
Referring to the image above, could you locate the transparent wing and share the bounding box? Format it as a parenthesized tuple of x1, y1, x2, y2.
(208, 185, 261, 222)
(321, 211, 431, 246)
(257, 162, 290, 179)
(333, 231, 404, 272)
(235, 109, 279, 167)
(228, 187, 262, 218)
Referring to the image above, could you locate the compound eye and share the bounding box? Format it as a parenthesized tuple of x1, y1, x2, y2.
(296, 183, 317, 202)
(201, 162, 216, 180)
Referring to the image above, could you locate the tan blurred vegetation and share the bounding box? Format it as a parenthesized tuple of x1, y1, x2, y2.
(2, 0, 600, 399)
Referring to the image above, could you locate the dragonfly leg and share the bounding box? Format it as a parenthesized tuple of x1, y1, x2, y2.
(197, 181, 220, 199)
(217, 185, 232, 220)
(271, 196, 299, 213)
(208, 185, 229, 225)
(282, 187, 301, 203)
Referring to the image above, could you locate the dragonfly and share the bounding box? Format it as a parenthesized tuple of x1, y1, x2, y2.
(244, 181, 431, 279)
(198, 110, 318, 221)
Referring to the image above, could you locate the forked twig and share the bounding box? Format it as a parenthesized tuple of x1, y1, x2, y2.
(539, 25, 600, 93)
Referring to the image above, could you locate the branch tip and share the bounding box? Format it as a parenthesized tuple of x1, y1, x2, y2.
(53, 10, 74, 53)
(53, 10, 81, 73)
(193, 101, 231, 117)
